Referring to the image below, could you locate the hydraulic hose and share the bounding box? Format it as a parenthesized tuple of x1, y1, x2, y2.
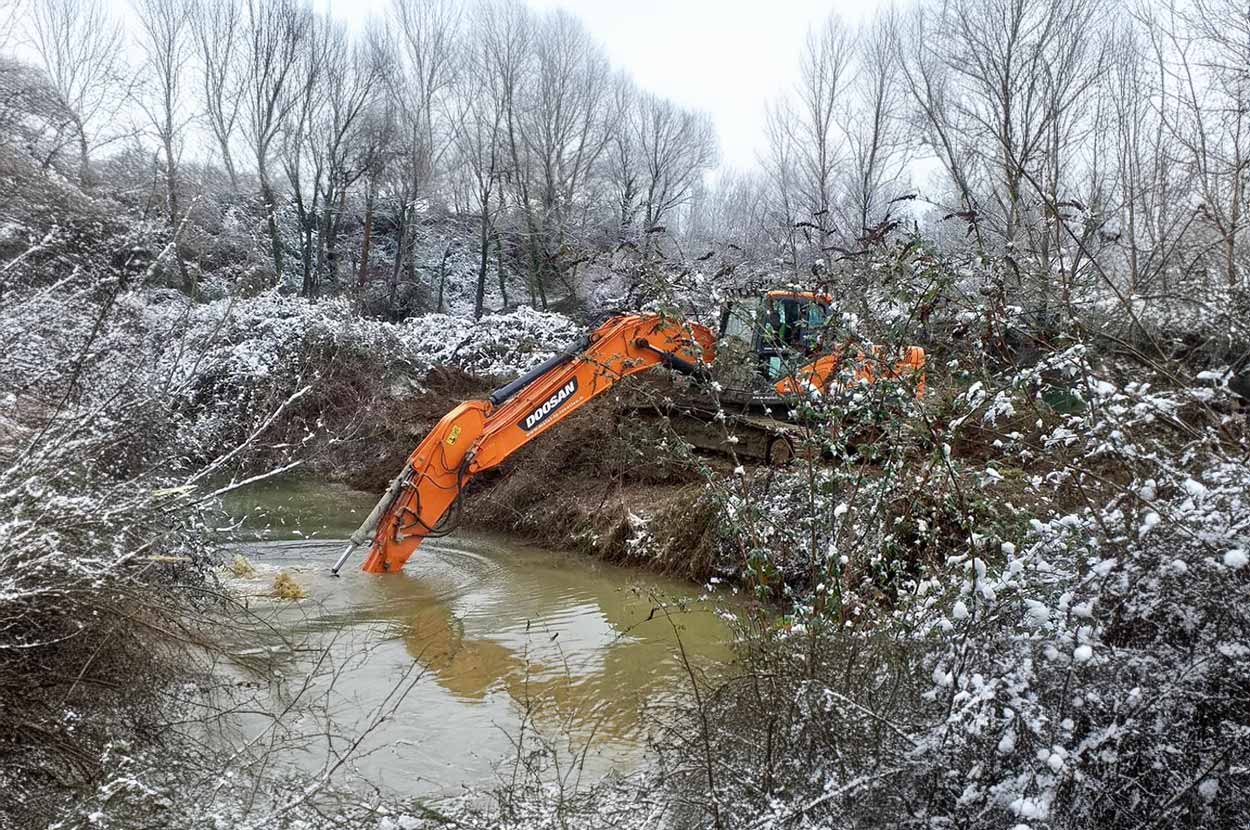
(330, 469, 407, 575)
(488, 336, 589, 407)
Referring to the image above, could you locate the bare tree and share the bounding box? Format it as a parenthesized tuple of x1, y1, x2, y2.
(479, 0, 535, 304)
(760, 95, 803, 272)
(795, 14, 853, 242)
(844, 10, 909, 237)
(132, 0, 194, 293)
(191, 0, 244, 191)
(313, 26, 380, 294)
(25, 0, 125, 185)
(497, 6, 613, 308)
(681, 167, 770, 265)
(895, 5, 980, 223)
(634, 92, 718, 258)
(1098, 3, 1222, 303)
(604, 72, 641, 241)
(759, 13, 854, 273)
(239, 0, 313, 279)
(385, 0, 460, 310)
(353, 100, 398, 291)
(1174, 0, 1250, 289)
(451, 7, 509, 319)
(901, 0, 1108, 308)
(279, 12, 327, 297)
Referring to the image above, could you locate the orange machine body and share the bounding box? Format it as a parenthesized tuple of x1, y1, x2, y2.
(774, 345, 927, 398)
(357, 314, 715, 575)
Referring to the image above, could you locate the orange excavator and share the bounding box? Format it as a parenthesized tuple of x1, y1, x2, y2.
(331, 313, 716, 576)
(333, 296, 925, 576)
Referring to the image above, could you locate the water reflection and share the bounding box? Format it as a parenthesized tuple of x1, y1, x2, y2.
(367, 541, 732, 742)
(227, 525, 735, 794)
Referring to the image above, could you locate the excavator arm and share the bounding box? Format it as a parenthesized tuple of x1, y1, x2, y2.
(332, 313, 715, 575)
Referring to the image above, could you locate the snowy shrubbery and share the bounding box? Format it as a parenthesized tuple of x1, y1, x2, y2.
(905, 360, 1250, 827)
(887, 403, 1247, 828)
(115, 292, 583, 459)
(916, 455, 1250, 828)
(162, 292, 580, 391)
(0, 284, 221, 822)
(655, 337, 1250, 828)
(398, 305, 582, 377)
(624, 236, 1250, 829)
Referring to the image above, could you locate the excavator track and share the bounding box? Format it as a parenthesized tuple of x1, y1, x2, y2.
(623, 385, 810, 466)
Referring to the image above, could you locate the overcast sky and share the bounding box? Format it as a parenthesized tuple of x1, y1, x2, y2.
(326, 0, 884, 170)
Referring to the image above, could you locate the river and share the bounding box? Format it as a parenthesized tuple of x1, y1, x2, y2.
(217, 479, 736, 797)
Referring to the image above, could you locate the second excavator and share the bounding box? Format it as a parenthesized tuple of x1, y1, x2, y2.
(333, 295, 925, 576)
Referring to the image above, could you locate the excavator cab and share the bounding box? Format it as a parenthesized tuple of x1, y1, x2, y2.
(754, 290, 833, 380)
(718, 289, 924, 400)
(717, 290, 835, 383)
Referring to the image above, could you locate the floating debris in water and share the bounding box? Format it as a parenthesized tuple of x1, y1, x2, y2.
(228, 554, 257, 578)
(272, 571, 307, 600)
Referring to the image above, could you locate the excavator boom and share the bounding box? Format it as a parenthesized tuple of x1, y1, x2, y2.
(336, 314, 715, 575)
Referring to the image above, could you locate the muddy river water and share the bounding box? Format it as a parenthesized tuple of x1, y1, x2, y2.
(218, 479, 736, 796)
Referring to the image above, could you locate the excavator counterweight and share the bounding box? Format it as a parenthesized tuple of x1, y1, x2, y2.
(333, 314, 715, 576)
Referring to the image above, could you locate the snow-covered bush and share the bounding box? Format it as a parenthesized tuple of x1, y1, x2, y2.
(399, 305, 581, 377)
(101, 292, 583, 461)
(912, 454, 1250, 828)
(650, 241, 1250, 829)
(0, 281, 222, 825)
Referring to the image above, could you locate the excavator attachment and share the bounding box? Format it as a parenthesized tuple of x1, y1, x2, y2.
(334, 313, 715, 576)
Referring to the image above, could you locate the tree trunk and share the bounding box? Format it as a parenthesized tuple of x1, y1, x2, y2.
(214, 124, 239, 192)
(388, 206, 407, 314)
(316, 192, 332, 287)
(222, 153, 239, 192)
(75, 118, 92, 188)
(436, 243, 452, 313)
(357, 183, 376, 288)
(295, 193, 315, 298)
(260, 172, 284, 281)
(163, 142, 192, 297)
(302, 217, 316, 297)
(524, 222, 547, 310)
(496, 230, 508, 310)
(474, 210, 490, 319)
(1227, 143, 1242, 288)
(405, 224, 417, 293)
(325, 187, 348, 293)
